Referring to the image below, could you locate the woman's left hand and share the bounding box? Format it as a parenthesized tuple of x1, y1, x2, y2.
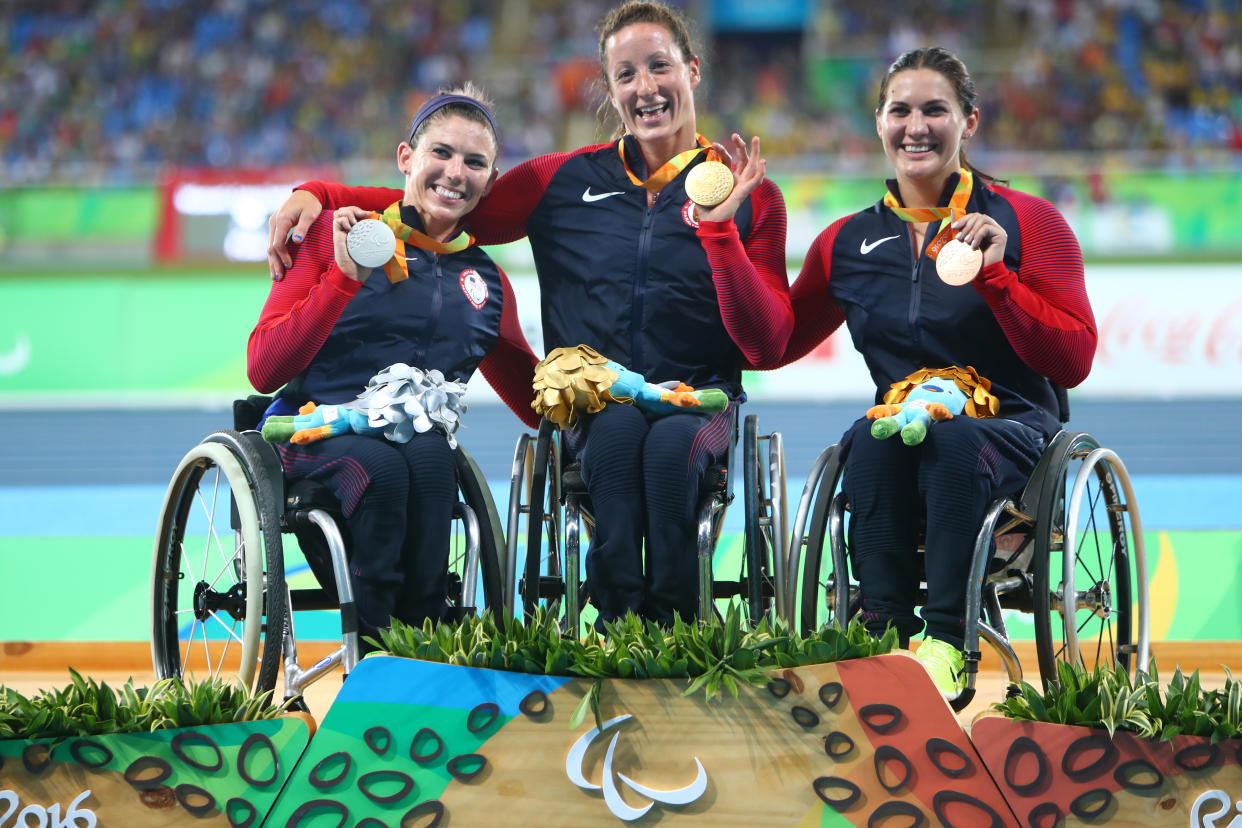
(697, 133, 765, 223)
(951, 213, 1008, 268)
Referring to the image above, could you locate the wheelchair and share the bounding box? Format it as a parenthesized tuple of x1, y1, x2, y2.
(505, 408, 792, 636)
(786, 397, 1150, 711)
(150, 395, 509, 702)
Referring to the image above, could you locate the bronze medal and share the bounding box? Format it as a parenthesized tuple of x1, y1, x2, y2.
(935, 238, 983, 286)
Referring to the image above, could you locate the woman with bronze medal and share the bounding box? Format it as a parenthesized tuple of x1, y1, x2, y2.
(248, 84, 541, 643)
(770, 47, 1096, 699)
(265, 2, 793, 631)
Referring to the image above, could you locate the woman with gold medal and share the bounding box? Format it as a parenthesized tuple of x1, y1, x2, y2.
(771, 47, 1096, 699)
(265, 2, 794, 630)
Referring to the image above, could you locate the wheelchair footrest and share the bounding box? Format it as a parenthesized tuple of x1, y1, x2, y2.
(538, 576, 566, 598)
(710, 578, 777, 600)
(290, 588, 339, 612)
(520, 576, 567, 601)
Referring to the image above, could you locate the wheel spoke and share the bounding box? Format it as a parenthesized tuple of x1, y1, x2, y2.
(199, 625, 214, 675)
(181, 619, 202, 671)
(195, 489, 233, 582)
(1076, 481, 1106, 582)
(201, 467, 230, 571)
(176, 538, 201, 586)
(205, 551, 240, 593)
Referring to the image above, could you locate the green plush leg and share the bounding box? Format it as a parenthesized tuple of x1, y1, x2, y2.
(262, 416, 297, 443)
(870, 417, 899, 440)
(900, 420, 928, 445)
(693, 388, 729, 413)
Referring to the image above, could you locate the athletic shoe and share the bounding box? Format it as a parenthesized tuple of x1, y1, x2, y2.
(916, 637, 966, 699)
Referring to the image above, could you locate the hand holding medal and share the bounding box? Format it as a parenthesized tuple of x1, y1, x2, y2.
(934, 238, 983, 286)
(685, 158, 734, 207)
(934, 213, 1008, 286)
(346, 218, 397, 270)
(692, 134, 766, 221)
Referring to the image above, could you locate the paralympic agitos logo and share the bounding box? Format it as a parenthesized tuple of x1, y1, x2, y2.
(564, 713, 708, 821)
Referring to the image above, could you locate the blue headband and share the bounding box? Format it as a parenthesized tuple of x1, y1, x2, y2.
(408, 93, 498, 143)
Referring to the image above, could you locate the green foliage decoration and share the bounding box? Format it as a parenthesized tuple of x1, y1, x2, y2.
(0, 668, 286, 743)
(993, 661, 1242, 743)
(373, 601, 896, 727)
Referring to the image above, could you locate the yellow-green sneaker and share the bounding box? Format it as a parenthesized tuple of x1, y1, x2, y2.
(916, 637, 965, 699)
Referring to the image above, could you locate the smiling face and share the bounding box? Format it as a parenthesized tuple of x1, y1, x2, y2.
(876, 67, 978, 198)
(604, 21, 700, 164)
(399, 113, 498, 240)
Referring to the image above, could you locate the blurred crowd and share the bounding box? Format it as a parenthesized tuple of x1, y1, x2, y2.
(2, 0, 1239, 184)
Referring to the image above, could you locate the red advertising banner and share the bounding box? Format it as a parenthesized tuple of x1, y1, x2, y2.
(154, 166, 341, 264)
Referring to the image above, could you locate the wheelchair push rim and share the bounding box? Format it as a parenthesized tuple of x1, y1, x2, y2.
(151, 436, 282, 693)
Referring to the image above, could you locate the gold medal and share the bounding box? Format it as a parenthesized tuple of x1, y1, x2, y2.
(935, 238, 983, 286)
(684, 160, 734, 207)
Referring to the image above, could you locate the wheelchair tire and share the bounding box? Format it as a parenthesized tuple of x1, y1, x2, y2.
(453, 445, 509, 622)
(517, 420, 564, 618)
(796, 444, 849, 634)
(1030, 432, 1143, 685)
(151, 431, 287, 695)
(741, 414, 777, 625)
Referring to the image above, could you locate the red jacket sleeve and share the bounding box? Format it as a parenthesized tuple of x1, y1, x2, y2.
(298, 146, 603, 246)
(297, 181, 402, 212)
(479, 267, 541, 429)
(753, 215, 850, 369)
(696, 177, 793, 368)
(247, 213, 360, 393)
(974, 187, 1096, 388)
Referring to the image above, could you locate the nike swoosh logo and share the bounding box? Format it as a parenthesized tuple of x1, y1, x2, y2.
(0, 333, 31, 376)
(582, 188, 624, 203)
(860, 235, 900, 255)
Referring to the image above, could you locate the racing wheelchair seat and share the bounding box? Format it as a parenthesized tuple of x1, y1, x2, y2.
(150, 395, 508, 704)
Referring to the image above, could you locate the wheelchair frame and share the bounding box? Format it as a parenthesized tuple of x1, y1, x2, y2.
(150, 396, 508, 704)
(786, 428, 1150, 710)
(505, 410, 791, 636)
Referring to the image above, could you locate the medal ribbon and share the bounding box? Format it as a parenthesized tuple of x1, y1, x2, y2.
(882, 169, 973, 260)
(617, 133, 719, 192)
(370, 201, 476, 283)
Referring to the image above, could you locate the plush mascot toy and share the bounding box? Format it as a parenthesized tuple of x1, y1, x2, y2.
(532, 344, 728, 428)
(261, 364, 468, 447)
(867, 366, 1000, 445)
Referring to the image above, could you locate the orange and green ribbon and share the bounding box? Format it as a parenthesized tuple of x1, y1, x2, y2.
(617, 133, 718, 192)
(371, 201, 476, 283)
(882, 169, 973, 259)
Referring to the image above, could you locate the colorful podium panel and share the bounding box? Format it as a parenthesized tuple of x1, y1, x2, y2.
(267, 653, 1015, 826)
(0, 716, 310, 826)
(972, 716, 1242, 827)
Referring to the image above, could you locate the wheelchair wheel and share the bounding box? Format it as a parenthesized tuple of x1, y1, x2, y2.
(741, 415, 786, 625)
(508, 420, 564, 618)
(794, 444, 854, 634)
(452, 445, 509, 622)
(151, 431, 287, 694)
(1031, 432, 1149, 684)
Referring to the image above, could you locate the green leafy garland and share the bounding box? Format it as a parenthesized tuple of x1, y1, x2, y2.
(993, 661, 1242, 742)
(373, 602, 897, 726)
(0, 669, 286, 742)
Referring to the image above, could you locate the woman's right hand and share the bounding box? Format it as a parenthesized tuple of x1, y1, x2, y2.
(268, 190, 324, 280)
(697, 133, 766, 224)
(331, 206, 373, 282)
